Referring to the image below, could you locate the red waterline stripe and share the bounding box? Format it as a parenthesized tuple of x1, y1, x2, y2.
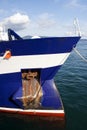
(0, 109, 65, 117)
(18, 111, 65, 117)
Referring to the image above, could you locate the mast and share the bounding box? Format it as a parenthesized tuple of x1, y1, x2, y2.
(74, 18, 81, 36)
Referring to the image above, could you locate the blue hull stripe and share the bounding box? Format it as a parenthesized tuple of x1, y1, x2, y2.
(0, 37, 80, 56)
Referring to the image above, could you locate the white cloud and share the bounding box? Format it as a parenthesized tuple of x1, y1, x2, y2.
(25, 13, 58, 36)
(0, 12, 57, 36)
(66, 0, 87, 9)
(0, 13, 30, 31)
(37, 13, 56, 29)
(8, 13, 29, 24)
(26, 13, 74, 37)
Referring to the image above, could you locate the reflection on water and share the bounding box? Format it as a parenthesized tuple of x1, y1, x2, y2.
(0, 113, 65, 130)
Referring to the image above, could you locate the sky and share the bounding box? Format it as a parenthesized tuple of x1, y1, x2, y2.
(0, 0, 87, 38)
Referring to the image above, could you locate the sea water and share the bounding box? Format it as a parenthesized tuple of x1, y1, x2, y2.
(0, 39, 87, 130)
(55, 39, 87, 130)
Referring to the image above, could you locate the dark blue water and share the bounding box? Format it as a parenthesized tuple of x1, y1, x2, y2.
(55, 39, 87, 130)
(0, 39, 87, 130)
